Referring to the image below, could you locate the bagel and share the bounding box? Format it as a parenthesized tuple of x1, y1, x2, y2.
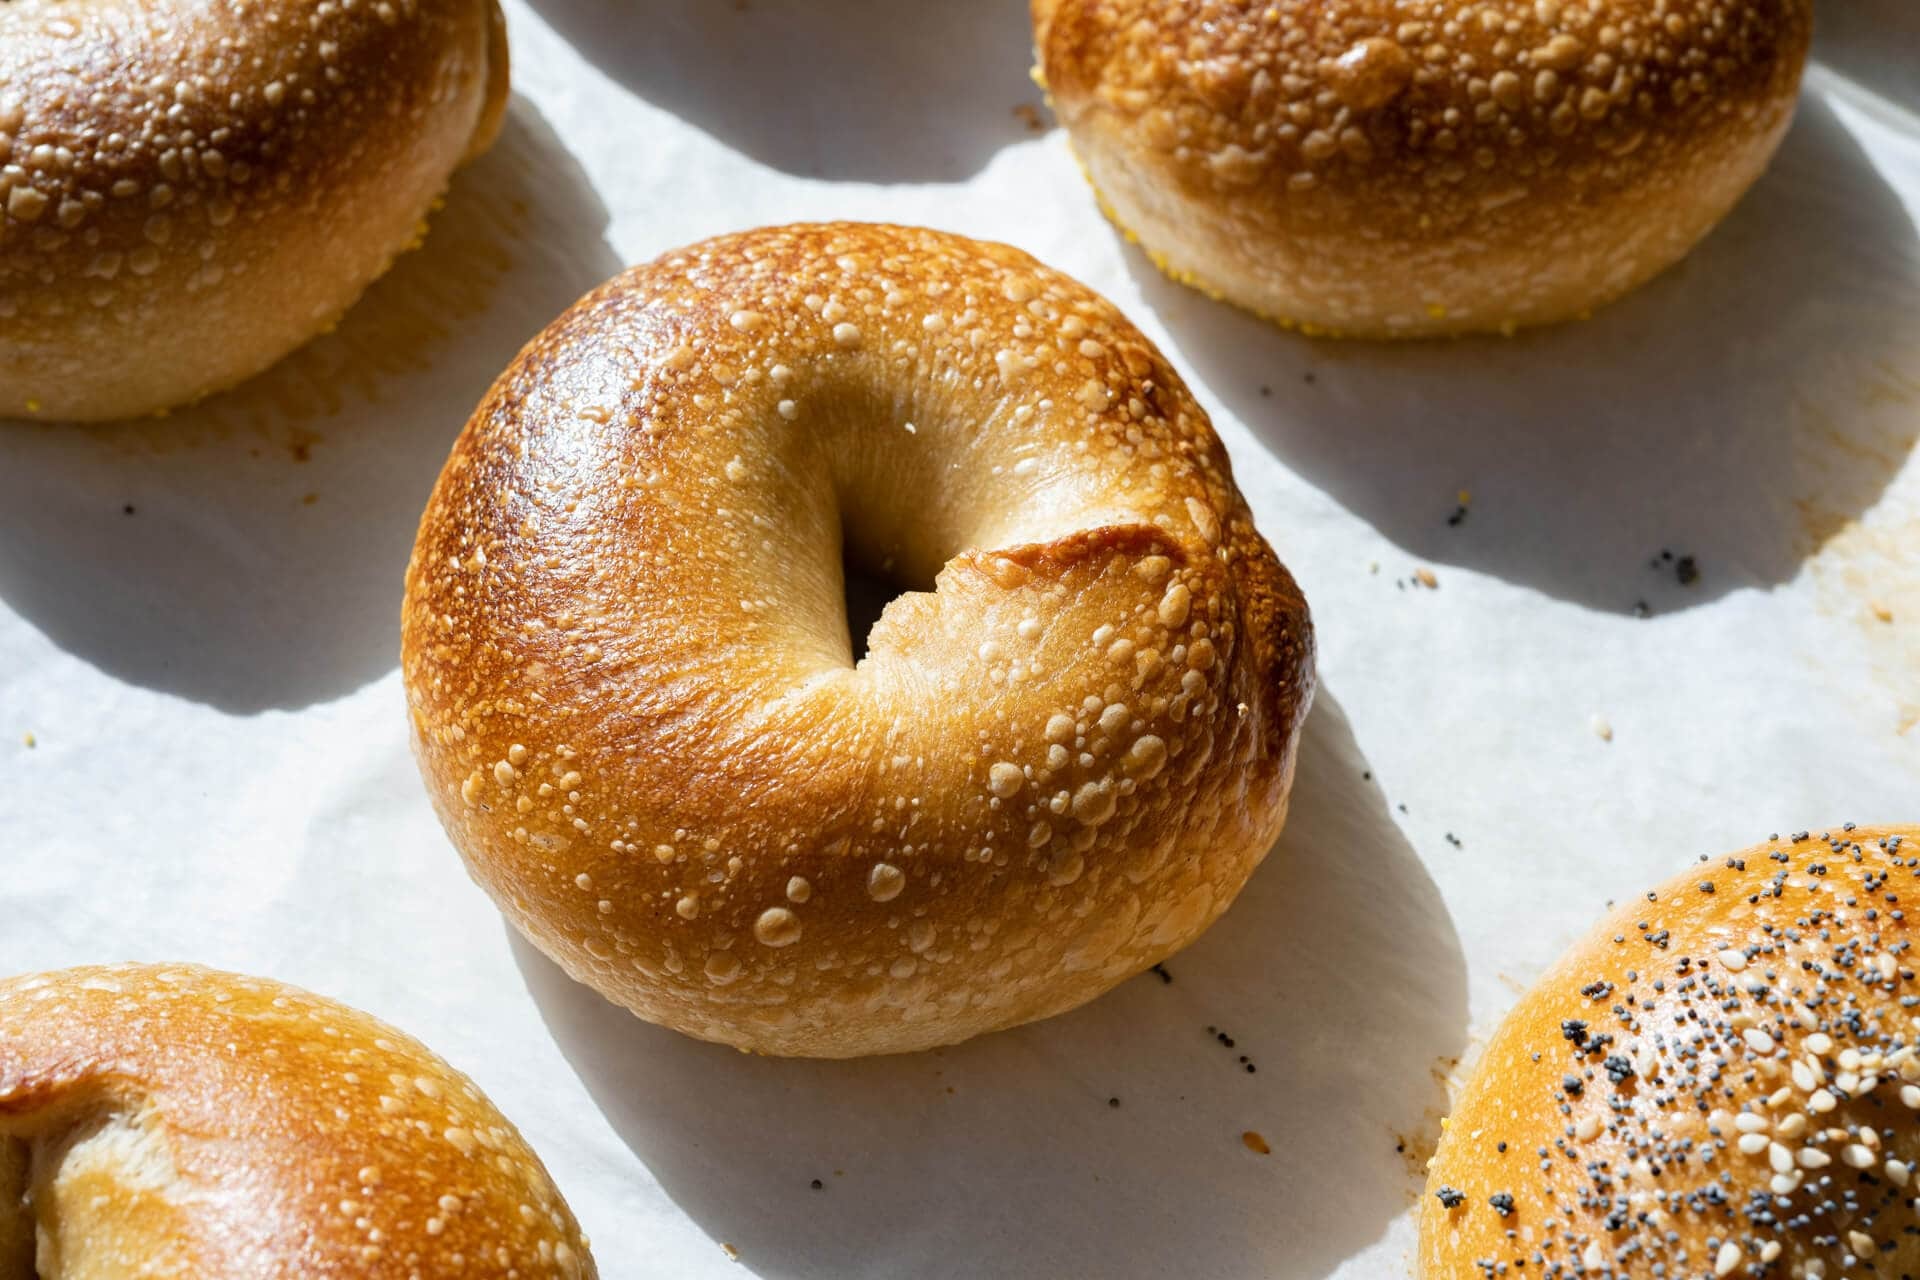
(0, 963, 593, 1277)
(1033, 0, 1811, 337)
(402, 221, 1315, 1058)
(0, 0, 509, 423)
(1422, 824, 1920, 1278)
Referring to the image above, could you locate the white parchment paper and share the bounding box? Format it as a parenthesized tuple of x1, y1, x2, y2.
(3, 2, 1916, 1276)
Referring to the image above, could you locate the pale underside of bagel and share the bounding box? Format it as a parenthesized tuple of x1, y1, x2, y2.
(0, 0, 509, 422)
(1036, 0, 1810, 336)
(0, 964, 594, 1278)
(404, 222, 1317, 1057)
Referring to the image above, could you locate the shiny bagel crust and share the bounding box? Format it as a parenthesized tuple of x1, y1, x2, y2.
(1033, 0, 1811, 336)
(402, 222, 1315, 1058)
(0, 0, 510, 422)
(0, 963, 592, 1278)
(1423, 825, 1920, 1278)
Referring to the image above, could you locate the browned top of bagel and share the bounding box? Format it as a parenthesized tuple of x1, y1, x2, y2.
(1035, 0, 1809, 333)
(1423, 826, 1920, 1279)
(1038, 0, 1808, 236)
(402, 222, 1314, 1057)
(0, 964, 592, 1278)
(0, 0, 507, 420)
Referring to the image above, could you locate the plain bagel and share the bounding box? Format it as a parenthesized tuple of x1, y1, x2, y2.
(1423, 825, 1920, 1278)
(402, 221, 1315, 1058)
(0, 0, 509, 422)
(0, 963, 593, 1278)
(1034, 0, 1811, 337)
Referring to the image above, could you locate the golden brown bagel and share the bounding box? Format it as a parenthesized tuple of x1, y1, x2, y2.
(0, 963, 592, 1278)
(0, 0, 510, 422)
(402, 221, 1315, 1058)
(1034, 0, 1811, 337)
(1423, 825, 1920, 1278)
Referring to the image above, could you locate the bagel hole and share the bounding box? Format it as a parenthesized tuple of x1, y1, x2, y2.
(0, 1105, 179, 1280)
(839, 542, 932, 664)
(0, 1139, 28, 1280)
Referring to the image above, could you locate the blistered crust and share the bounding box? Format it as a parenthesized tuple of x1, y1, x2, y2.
(0, 0, 508, 421)
(0, 963, 593, 1277)
(402, 222, 1315, 1057)
(1037, 0, 1810, 336)
(1423, 826, 1920, 1278)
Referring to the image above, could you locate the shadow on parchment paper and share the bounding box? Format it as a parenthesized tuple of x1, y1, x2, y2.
(516, 692, 1466, 1280)
(0, 98, 621, 713)
(1127, 91, 1920, 616)
(1815, 0, 1920, 120)
(525, 0, 1043, 182)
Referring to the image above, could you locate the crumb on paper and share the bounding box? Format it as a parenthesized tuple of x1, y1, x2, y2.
(1396, 1107, 1449, 1186)
(286, 427, 319, 463)
(1414, 567, 1439, 589)
(1591, 714, 1613, 742)
(22, 732, 35, 748)
(721, 1243, 740, 1262)
(1871, 600, 1894, 623)
(1205, 1024, 1258, 1073)
(1650, 548, 1699, 587)
(1242, 1130, 1271, 1155)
